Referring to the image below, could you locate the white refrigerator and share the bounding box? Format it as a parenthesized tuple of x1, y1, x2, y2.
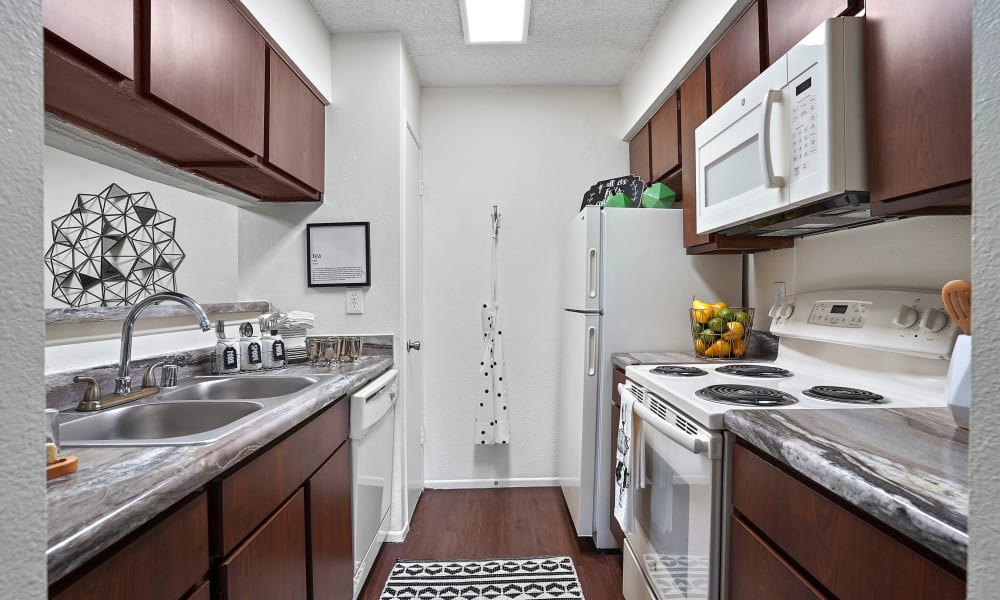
(558, 206, 741, 549)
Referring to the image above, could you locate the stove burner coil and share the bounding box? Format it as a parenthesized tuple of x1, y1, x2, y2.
(695, 384, 798, 406)
(802, 386, 887, 404)
(651, 365, 708, 377)
(715, 364, 794, 378)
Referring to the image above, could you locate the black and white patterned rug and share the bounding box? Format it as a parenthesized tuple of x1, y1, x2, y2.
(379, 555, 585, 599)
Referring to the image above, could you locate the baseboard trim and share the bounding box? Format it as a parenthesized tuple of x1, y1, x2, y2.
(385, 522, 410, 543)
(424, 477, 559, 489)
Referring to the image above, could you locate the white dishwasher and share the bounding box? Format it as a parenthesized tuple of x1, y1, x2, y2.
(351, 369, 398, 599)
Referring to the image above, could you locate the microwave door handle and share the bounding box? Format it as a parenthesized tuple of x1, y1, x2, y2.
(626, 387, 715, 458)
(758, 89, 785, 189)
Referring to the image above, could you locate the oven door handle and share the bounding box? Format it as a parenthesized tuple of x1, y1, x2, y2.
(624, 384, 718, 458)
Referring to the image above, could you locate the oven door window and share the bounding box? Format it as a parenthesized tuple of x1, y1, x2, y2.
(631, 420, 717, 599)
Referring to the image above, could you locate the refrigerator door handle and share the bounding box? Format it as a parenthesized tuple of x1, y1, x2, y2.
(587, 326, 597, 376)
(588, 248, 598, 299)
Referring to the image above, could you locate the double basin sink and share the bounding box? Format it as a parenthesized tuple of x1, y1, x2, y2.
(59, 375, 331, 447)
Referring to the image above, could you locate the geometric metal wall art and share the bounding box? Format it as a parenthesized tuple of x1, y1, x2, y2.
(43, 183, 185, 307)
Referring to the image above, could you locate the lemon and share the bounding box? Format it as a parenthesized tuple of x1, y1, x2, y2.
(692, 300, 715, 323)
(694, 339, 708, 355)
(722, 321, 746, 341)
(731, 338, 748, 357)
(705, 340, 731, 358)
(711, 301, 729, 310)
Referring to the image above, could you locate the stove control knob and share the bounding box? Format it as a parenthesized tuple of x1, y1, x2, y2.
(779, 303, 795, 319)
(893, 305, 919, 329)
(919, 307, 950, 333)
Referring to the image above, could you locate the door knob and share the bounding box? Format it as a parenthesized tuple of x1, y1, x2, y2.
(407, 339, 421, 351)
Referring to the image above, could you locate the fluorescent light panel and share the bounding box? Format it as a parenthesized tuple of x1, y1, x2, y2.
(460, 0, 531, 44)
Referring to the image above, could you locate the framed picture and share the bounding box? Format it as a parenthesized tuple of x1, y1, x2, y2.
(306, 222, 371, 287)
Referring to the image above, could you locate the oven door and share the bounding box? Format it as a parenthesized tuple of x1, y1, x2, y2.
(625, 399, 723, 600)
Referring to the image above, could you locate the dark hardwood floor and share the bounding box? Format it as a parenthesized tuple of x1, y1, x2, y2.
(358, 487, 624, 599)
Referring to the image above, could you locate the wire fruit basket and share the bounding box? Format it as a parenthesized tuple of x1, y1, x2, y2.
(690, 307, 754, 359)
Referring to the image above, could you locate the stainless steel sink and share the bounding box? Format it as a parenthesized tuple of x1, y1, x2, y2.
(59, 374, 331, 447)
(158, 376, 319, 401)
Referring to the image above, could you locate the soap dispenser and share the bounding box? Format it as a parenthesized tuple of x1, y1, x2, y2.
(215, 321, 241, 374)
(239, 321, 263, 372)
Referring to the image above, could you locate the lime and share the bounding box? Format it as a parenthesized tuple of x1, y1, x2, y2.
(734, 311, 751, 327)
(708, 317, 727, 334)
(699, 330, 716, 346)
(716, 308, 735, 322)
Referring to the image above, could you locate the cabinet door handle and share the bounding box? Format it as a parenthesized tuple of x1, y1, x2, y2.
(758, 89, 785, 189)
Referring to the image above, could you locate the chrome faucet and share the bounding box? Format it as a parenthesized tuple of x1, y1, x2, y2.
(74, 291, 212, 411)
(115, 292, 212, 394)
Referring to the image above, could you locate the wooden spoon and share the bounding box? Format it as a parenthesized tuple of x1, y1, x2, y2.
(942, 280, 972, 335)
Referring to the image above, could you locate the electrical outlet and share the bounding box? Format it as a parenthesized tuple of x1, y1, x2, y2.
(772, 282, 786, 307)
(346, 288, 364, 314)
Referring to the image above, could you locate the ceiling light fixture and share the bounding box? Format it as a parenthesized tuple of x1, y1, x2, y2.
(459, 0, 531, 45)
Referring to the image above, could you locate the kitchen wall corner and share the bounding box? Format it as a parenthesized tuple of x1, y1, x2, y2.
(1, 0, 47, 597)
(969, 0, 1000, 596)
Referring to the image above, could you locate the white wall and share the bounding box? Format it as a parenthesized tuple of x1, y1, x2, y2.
(240, 0, 333, 101)
(239, 33, 406, 340)
(619, 0, 748, 139)
(748, 217, 972, 329)
(0, 0, 46, 596)
(43, 146, 240, 308)
(420, 87, 627, 486)
(969, 0, 1000, 594)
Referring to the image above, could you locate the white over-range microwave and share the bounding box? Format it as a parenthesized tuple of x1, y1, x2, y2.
(695, 17, 869, 236)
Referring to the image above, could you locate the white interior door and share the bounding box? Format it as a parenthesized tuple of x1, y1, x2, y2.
(403, 122, 424, 523)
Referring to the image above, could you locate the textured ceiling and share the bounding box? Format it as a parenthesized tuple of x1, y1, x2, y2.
(309, 0, 674, 87)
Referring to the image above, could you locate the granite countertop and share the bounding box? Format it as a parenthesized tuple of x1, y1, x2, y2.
(725, 407, 968, 569)
(611, 332, 779, 369)
(47, 356, 393, 584)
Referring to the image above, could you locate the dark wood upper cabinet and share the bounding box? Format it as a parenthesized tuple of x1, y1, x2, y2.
(629, 124, 652, 183)
(649, 93, 680, 182)
(709, 2, 763, 113)
(680, 61, 712, 249)
(865, 0, 972, 215)
(145, 0, 266, 156)
(764, 0, 859, 64)
(268, 51, 326, 191)
(44, 0, 135, 80)
(308, 444, 353, 600)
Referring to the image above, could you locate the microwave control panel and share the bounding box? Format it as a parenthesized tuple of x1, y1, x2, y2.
(790, 76, 818, 178)
(806, 300, 869, 328)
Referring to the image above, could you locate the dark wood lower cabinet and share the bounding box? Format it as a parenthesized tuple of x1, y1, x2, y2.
(220, 489, 309, 600)
(50, 397, 355, 600)
(729, 516, 826, 600)
(308, 443, 354, 600)
(51, 493, 209, 600)
(730, 441, 965, 599)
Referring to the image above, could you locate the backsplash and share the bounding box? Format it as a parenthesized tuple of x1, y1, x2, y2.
(46, 334, 394, 411)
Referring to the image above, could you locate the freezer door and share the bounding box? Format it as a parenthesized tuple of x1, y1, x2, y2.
(559, 310, 601, 537)
(563, 206, 602, 312)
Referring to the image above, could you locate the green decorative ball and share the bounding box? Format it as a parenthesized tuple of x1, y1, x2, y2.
(605, 192, 631, 208)
(641, 183, 676, 209)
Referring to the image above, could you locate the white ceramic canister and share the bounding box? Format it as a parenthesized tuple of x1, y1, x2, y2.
(239, 322, 264, 372)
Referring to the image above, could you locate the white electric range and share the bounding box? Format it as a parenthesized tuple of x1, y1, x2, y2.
(618, 289, 960, 600)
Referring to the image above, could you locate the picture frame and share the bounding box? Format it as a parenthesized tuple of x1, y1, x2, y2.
(306, 222, 371, 287)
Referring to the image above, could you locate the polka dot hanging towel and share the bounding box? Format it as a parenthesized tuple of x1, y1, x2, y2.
(477, 207, 509, 445)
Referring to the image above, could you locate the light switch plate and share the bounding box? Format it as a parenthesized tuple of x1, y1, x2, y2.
(772, 281, 786, 307)
(346, 288, 364, 314)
